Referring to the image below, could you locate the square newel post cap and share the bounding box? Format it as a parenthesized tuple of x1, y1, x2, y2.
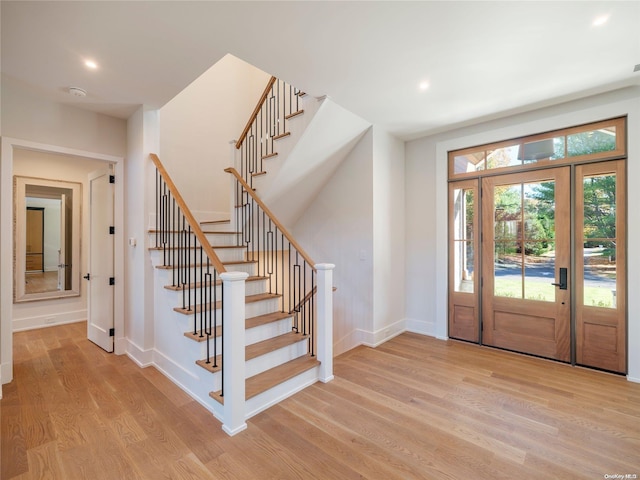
(315, 263, 335, 271)
(220, 271, 249, 282)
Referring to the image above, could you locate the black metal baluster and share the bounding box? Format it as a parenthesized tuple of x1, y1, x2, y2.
(213, 268, 218, 367)
(220, 279, 224, 397)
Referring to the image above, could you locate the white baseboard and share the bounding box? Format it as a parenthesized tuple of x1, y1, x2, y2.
(333, 330, 364, 356)
(114, 337, 128, 355)
(125, 339, 154, 367)
(627, 375, 640, 384)
(13, 311, 86, 332)
(360, 319, 407, 348)
(405, 317, 437, 337)
(1, 361, 12, 385)
(152, 349, 223, 422)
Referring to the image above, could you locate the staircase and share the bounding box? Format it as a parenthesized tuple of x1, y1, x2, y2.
(149, 146, 333, 435)
(149, 218, 320, 406)
(146, 76, 339, 435)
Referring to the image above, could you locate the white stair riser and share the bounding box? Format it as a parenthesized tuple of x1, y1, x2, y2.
(245, 365, 319, 420)
(149, 232, 240, 247)
(246, 317, 294, 345)
(149, 247, 245, 265)
(245, 298, 281, 318)
(154, 262, 257, 280)
(162, 279, 268, 305)
(174, 296, 280, 323)
(245, 337, 310, 378)
(183, 318, 296, 360)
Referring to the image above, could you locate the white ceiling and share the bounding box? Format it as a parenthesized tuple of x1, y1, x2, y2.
(2, 1, 639, 139)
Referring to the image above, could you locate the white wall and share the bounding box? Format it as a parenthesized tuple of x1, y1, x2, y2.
(405, 135, 439, 336)
(1, 76, 126, 157)
(293, 128, 374, 355)
(124, 105, 159, 365)
(405, 85, 640, 381)
(159, 54, 270, 220)
(293, 126, 408, 355)
(372, 127, 406, 343)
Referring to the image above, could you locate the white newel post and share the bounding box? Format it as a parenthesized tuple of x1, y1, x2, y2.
(221, 271, 248, 436)
(315, 263, 335, 383)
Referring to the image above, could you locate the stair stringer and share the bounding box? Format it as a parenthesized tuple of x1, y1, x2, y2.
(255, 97, 372, 227)
(151, 261, 226, 421)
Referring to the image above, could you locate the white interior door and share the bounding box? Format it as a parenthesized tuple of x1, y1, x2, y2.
(87, 169, 114, 352)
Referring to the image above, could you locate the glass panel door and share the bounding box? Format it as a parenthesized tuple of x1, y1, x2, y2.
(482, 167, 571, 361)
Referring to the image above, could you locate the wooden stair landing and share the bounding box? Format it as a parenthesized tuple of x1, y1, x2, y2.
(209, 354, 320, 404)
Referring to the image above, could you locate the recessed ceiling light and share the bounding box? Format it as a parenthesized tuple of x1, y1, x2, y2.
(84, 60, 98, 70)
(419, 81, 430, 91)
(592, 14, 609, 27)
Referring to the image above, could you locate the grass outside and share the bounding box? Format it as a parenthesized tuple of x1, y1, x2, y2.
(495, 278, 615, 308)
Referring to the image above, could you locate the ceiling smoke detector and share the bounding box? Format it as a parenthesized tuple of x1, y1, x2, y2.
(68, 87, 87, 97)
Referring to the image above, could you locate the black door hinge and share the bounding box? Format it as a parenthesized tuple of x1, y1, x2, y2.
(109, 226, 115, 235)
(109, 277, 115, 286)
(109, 175, 115, 184)
(109, 328, 115, 337)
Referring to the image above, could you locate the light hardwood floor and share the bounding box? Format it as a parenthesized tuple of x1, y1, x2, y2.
(24, 272, 59, 295)
(2, 322, 639, 479)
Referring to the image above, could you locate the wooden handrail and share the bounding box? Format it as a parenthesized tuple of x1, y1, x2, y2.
(150, 153, 227, 274)
(225, 167, 316, 271)
(235, 76, 277, 149)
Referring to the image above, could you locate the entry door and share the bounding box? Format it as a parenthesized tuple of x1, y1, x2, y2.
(482, 167, 571, 361)
(87, 169, 114, 352)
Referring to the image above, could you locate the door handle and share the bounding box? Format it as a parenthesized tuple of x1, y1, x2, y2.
(83, 273, 91, 281)
(551, 267, 567, 290)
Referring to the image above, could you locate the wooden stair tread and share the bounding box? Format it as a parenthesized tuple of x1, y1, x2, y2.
(273, 132, 290, 140)
(184, 326, 222, 341)
(246, 332, 308, 360)
(285, 110, 304, 120)
(209, 355, 319, 404)
(165, 276, 267, 291)
(174, 293, 280, 315)
(200, 219, 231, 225)
(196, 358, 221, 374)
(251, 171, 267, 177)
(185, 312, 292, 344)
(262, 152, 278, 160)
(246, 311, 292, 329)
